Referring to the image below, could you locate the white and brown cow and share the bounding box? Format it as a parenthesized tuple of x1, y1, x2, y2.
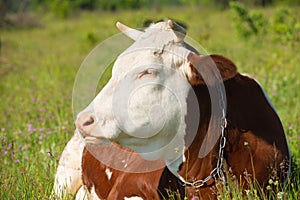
(52, 20, 291, 199)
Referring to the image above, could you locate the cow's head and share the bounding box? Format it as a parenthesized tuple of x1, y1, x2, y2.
(75, 20, 237, 163)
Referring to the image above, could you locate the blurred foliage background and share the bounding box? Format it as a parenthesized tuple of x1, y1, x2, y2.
(0, 0, 299, 199)
(1, 0, 300, 23)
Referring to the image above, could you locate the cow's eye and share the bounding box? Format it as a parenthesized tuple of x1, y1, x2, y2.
(138, 68, 159, 79)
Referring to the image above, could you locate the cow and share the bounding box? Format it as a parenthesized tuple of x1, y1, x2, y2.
(52, 20, 291, 199)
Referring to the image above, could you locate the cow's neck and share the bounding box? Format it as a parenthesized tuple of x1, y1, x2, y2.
(179, 84, 220, 186)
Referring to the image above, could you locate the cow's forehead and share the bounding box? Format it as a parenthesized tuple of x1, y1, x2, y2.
(138, 22, 179, 47)
(113, 46, 189, 77)
(148, 21, 171, 29)
(113, 21, 190, 75)
(112, 51, 161, 75)
(142, 21, 177, 39)
(120, 21, 182, 55)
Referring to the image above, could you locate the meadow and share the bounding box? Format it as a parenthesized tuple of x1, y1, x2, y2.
(0, 4, 299, 199)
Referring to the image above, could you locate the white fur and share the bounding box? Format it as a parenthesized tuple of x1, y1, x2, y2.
(75, 186, 88, 200)
(124, 197, 143, 200)
(75, 186, 102, 200)
(105, 168, 113, 180)
(76, 22, 195, 164)
(54, 21, 201, 199)
(51, 131, 84, 199)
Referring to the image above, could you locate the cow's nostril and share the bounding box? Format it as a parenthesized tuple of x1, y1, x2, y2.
(83, 116, 95, 126)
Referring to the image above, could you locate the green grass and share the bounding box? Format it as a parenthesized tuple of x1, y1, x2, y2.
(0, 5, 299, 199)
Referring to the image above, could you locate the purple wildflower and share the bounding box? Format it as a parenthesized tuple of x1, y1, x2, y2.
(39, 128, 45, 132)
(18, 144, 29, 151)
(27, 123, 36, 133)
(14, 159, 20, 164)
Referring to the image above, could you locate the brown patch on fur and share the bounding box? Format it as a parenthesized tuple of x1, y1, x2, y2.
(175, 73, 290, 199)
(187, 53, 237, 85)
(82, 143, 164, 199)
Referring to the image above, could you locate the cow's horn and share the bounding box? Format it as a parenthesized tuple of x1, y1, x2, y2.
(167, 20, 186, 42)
(116, 22, 143, 41)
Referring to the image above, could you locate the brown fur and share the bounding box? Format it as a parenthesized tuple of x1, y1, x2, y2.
(174, 55, 290, 199)
(81, 54, 290, 199)
(82, 143, 164, 199)
(187, 54, 237, 85)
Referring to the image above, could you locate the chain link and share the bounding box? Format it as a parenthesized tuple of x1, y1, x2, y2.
(179, 82, 227, 189)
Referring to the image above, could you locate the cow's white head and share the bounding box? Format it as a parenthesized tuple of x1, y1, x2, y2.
(75, 20, 236, 164)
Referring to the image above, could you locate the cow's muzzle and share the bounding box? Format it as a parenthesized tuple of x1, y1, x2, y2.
(75, 111, 97, 137)
(75, 111, 112, 145)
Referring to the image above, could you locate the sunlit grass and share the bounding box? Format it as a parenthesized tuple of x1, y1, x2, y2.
(0, 5, 299, 199)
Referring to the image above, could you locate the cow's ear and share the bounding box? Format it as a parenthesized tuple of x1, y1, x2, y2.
(185, 53, 238, 85)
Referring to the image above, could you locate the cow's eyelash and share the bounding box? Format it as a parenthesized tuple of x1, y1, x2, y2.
(138, 68, 159, 79)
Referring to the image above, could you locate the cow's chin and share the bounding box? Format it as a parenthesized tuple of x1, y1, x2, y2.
(78, 131, 112, 146)
(114, 134, 179, 161)
(84, 136, 112, 146)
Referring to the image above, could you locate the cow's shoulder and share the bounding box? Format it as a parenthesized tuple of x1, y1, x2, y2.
(225, 73, 289, 155)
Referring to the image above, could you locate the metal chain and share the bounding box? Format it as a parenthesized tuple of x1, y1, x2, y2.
(179, 83, 227, 189)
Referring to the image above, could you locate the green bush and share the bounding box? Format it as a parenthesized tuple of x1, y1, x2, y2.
(230, 2, 300, 45)
(270, 7, 300, 44)
(73, 0, 98, 10)
(49, 0, 72, 18)
(230, 1, 267, 38)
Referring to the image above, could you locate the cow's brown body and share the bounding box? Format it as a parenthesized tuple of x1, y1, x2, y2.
(176, 72, 290, 199)
(81, 55, 290, 199)
(82, 144, 165, 199)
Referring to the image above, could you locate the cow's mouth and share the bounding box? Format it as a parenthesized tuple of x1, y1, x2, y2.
(78, 130, 111, 145)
